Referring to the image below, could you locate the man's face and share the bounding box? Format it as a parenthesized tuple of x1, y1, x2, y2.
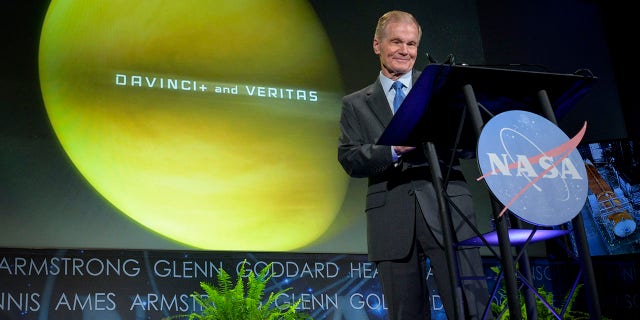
(373, 21, 420, 79)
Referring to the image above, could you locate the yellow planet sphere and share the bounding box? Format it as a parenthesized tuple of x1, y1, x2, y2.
(39, 1, 348, 251)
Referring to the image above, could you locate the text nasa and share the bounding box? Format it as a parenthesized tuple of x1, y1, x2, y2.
(485, 153, 583, 179)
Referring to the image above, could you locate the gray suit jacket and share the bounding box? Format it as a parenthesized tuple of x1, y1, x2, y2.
(337, 70, 477, 262)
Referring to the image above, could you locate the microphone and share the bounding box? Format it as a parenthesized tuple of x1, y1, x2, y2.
(424, 52, 456, 65)
(425, 52, 438, 64)
(443, 54, 455, 65)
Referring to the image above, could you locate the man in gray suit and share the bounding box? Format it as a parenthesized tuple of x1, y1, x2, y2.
(337, 10, 491, 320)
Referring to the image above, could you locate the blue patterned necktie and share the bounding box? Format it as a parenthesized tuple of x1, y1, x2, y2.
(392, 81, 405, 114)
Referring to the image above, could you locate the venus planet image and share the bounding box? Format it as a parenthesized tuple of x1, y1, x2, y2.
(38, 1, 348, 251)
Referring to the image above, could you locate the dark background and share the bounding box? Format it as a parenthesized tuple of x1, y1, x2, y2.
(3, 1, 631, 142)
(2, 1, 640, 319)
(1, 0, 635, 251)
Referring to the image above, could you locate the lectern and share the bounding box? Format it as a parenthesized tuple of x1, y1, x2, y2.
(378, 63, 600, 320)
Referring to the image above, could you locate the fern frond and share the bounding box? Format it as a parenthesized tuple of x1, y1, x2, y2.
(172, 259, 310, 320)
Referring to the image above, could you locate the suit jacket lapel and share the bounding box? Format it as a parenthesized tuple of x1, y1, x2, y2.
(365, 78, 393, 131)
(367, 69, 423, 128)
(363, 69, 424, 140)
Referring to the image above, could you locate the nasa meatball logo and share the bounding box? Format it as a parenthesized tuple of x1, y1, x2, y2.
(476, 110, 588, 226)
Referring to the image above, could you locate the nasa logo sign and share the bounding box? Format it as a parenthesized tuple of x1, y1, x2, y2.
(476, 110, 588, 226)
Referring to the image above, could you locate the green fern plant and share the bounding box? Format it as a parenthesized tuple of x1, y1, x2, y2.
(489, 266, 609, 320)
(166, 260, 312, 320)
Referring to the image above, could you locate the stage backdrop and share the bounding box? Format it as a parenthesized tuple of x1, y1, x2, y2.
(1, 248, 640, 319)
(1, 0, 626, 255)
(2, 1, 639, 319)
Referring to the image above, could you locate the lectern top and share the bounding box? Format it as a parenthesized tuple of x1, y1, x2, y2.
(377, 63, 596, 149)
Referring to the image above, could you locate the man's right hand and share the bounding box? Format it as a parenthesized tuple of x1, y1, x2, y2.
(393, 146, 416, 155)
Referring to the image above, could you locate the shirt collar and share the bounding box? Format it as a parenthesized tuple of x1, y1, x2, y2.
(379, 71, 412, 93)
